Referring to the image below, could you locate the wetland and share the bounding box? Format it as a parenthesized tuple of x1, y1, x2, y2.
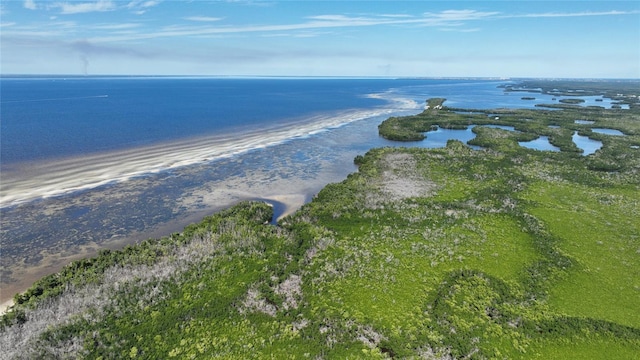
(2, 80, 639, 359)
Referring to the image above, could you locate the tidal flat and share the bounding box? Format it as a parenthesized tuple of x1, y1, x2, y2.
(1, 80, 639, 359)
(0, 107, 426, 307)
(0, 136, 360, 303)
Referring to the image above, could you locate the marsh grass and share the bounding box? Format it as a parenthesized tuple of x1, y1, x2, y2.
(2, 81, 639, 359)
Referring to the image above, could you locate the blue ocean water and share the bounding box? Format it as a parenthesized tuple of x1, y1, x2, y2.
(1, 77, 388, 164)
(1, 77, 549, 166)
(3, 77, 535, 206)
(2, 77, 558, 299)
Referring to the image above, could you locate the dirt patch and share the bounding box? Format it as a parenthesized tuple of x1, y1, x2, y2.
(376, 152, 437, 201)
(238, 287, 277, 317)
(275, 274, 302, 310)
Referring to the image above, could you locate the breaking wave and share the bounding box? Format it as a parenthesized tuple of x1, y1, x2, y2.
(0, 93, 418, 208)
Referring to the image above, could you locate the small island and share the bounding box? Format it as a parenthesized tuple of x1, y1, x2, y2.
(559, 98, 586, 104)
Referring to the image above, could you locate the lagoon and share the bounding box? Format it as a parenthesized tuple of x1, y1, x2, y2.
(419, 126, 482, 150)
(417, 124, 609, 156)
(573, 132, 603, 155)
(592, 128, 625, 136)
(519, 136, 560, 152)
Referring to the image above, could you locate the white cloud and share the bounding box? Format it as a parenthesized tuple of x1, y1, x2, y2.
(420, 9, 640, 24)
(306, 14, 387, 27)
(126, 0, 161, 9)
(428, 9, 499, 21)
(53, 0, 116, 15)
(91, 23, 141, 30)
(379, 14, 413, 19)
(141, 0, 160, 7)
(305, 11, 497, 29)
(183, 16, 223, 22)
(260, 30, 331, 39)
(125, 0, 160, 15)
(416, 9, 499, 28)
(438, 27, 481, 33)
(516, 10, 639, 18)
(24, 0, 37, 10)
(308, 15, 365, 22)
(16, 7, 637, 47)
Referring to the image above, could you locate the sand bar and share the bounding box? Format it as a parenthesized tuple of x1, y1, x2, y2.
(1, 100, 415, 208)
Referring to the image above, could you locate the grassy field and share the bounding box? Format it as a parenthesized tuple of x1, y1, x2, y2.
(1, 81, 639, 359)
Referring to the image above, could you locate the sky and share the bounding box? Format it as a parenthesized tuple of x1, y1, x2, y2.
(1, 0, 639, 78)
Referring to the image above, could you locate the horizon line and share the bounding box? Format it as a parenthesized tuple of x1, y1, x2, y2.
(1, 74, 639, 81)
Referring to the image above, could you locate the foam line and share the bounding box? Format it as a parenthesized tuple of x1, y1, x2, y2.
(0, 95, 419, 208)
(0, 95, 109, 103)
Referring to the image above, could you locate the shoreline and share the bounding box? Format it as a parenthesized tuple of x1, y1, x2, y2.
(0, 192, 310, 314)
(0, 299, 13, 316)
(0, 83, 423, 318)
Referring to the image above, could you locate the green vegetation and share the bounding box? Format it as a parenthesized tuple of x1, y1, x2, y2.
(1, 81, 639, 359)
(558, 98, 585, 104)
(502, 79, 640, 111)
